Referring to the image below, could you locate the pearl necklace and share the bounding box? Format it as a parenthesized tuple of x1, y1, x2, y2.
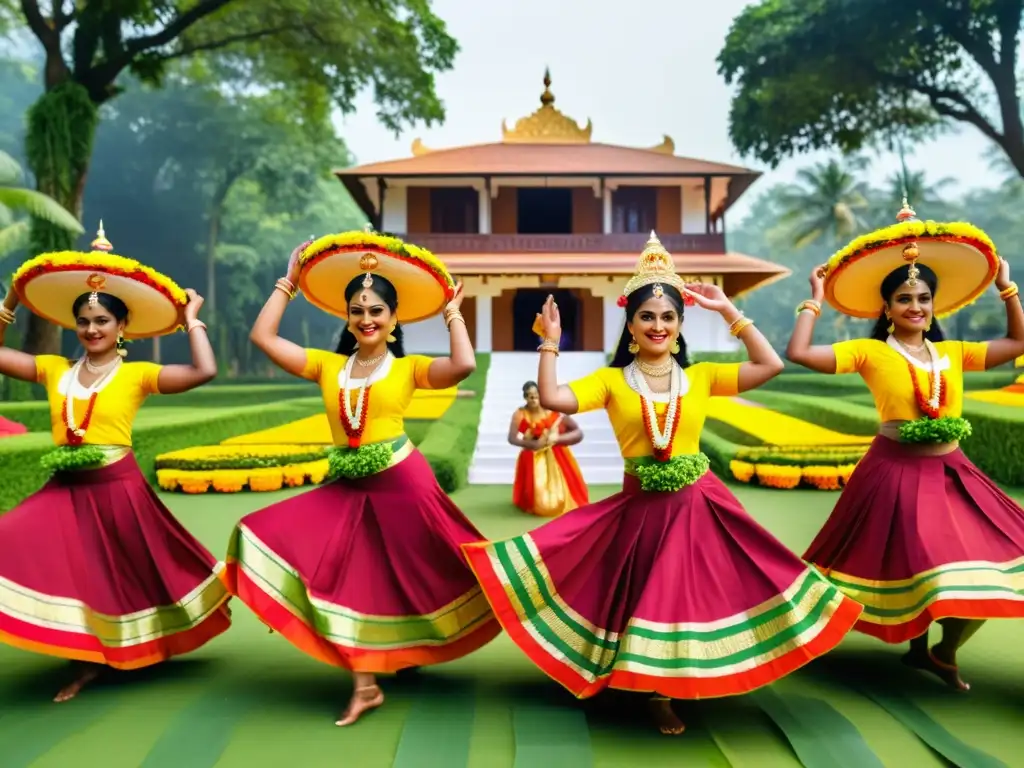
(85, 355, 119, 375)
(340, 352, 387, 434)
(634, 357, 673, 377)
(921, 339, 942, 412)
(892, 335, 926, 354)
(627, 361, 681, 453)
(354, 351, 386, 367)
(66, 356, 121, 436)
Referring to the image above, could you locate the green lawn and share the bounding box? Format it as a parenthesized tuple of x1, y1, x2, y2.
(1, 484, 1022, 768)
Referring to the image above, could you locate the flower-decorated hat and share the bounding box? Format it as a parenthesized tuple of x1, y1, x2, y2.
(823, 200, 999, 319)
(298, 227, 456, 322)
(12, 222, 188, 339)
(616, 231, 693, 308)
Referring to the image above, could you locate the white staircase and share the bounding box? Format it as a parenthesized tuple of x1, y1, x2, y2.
(468, 352, 624, 485)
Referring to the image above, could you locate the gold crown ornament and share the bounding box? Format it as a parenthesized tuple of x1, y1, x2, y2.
(616, 231, 692, 308)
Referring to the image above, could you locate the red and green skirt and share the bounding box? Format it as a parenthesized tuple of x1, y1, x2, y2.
(225, 446, 500, 672)
(463, 470, 862, 699)
(0, 454, 231, 669)
(805, 436, 1024, 644)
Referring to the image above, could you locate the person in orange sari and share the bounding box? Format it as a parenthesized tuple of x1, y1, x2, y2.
(509, 381, 589, 516)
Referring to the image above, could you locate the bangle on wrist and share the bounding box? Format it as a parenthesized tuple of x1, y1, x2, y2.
(187, 320, 207, 333)
(999, 282, 1019, 301)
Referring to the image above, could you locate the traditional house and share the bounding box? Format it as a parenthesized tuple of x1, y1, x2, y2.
(335, 71, 787, 354)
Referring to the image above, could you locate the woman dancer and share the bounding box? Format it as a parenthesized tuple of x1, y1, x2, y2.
(464, 232, 862, 735)
(0, 225, 230, 702)
(788, 201, 1024, 691)
(226, 231, 499, 727)
(509, 380, 589, 516)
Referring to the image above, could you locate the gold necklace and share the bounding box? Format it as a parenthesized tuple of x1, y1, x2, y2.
(893, 336, 926, 354)
(355, 351, 386, 367)
(84, 356, 119, 374)
(635, 357, 673, 377)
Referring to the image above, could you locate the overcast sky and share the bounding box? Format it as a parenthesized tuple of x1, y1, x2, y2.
(334, 0, 1005, 222)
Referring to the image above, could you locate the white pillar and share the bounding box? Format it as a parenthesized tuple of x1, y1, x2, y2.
(478, 187, 490, 234)
(475, 295, 493, 352)
(602, 187, 613, 233)
(382, 186, 407, 232)
(603, 295, 624, 353)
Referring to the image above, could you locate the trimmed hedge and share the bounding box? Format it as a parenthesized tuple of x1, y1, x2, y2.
(417, 354, 490, 493)
(0, 398, 325, 513)
(743, 390, 1024, 486)
(760, 370, 1017, 397)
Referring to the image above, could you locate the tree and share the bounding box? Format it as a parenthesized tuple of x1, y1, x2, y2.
(717, 0, 1024, 175)
(775, 157, 872, 248)
(5, 0, 458, 354)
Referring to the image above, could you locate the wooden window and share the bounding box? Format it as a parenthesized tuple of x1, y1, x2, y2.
(429, 188, 479, 233)
(611, 187, 657, 233)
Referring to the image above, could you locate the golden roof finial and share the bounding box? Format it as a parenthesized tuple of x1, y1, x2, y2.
(501, 68, 593, 144)
(896, 194, 917, 222)
(622, 231, 685, 297)
(540, 67, 554, 107)
(91, 220, 113, 252)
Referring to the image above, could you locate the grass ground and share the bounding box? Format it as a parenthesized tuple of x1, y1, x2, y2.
(1, 483, 1022, 768)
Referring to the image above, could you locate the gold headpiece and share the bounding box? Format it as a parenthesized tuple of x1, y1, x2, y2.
(88, 221, 113, 306)
(620, 231, 686, 303)
(896, 196, 921, 286)
(360, 222, 376, 301)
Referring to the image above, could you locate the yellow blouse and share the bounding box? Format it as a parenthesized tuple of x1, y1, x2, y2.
(568, 362, 741, 458)
(301, 350, 438, 446)
(36, 355, 163, 447)
(832, 338, 988, 421)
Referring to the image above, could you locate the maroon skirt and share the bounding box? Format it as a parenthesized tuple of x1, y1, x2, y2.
(464, 471, 862, 699)
(0, 454, 231, 669)
(225, 448, 499, 672)
(804, 436, 1024, 643)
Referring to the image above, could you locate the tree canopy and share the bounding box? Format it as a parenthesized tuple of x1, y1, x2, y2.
(717, 0, 1024, 175)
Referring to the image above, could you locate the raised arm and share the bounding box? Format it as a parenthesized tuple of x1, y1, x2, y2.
(536, 295, 580, 414)
(785, 264, 839, 374)
(0, 289, 37, 383)
(426, 283, 477, 389)
(555, 414, 584, 447)
(156, 290, 218, 395)
(983, 259, 1024, 369)
(683, 283, 784, 392)
(250, 242, 310, 379)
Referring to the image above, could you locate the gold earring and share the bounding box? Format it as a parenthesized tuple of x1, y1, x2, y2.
(886, 318, 894, 334)
(627, 336, 639, 355)
(116, 332, 127, 358)
(387, 324, 397, 343)
(925, 318, 932, 332)
(671, 337, 681, 354)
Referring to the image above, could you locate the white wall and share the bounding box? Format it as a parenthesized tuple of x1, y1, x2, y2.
(401, 314, 448, 354)
(683, 305, 741, 353)
(382, 186, 408, 232)
(476, 295, 493, 352)
(681, 183, 705, 234)
(603, 295, 624, 353)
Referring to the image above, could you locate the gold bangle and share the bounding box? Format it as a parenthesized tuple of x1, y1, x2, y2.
(538, 342, 560, 356)
(730, 318, 754, 337)
(278, 276, 296, 292)
(0, 308, 14, 325)
(999, 282, 1019, 300)
(274, 284, 294, 301)
(187, 321, 208, 333)
(727, 313, 746, 334)
(796, 300, 821, 317)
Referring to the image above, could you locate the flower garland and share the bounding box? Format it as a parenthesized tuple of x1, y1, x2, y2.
(628, 362, 683, 462)
(12, 251, 189, 307)
(39, 445, 106, 473)
(632, 453, 710, 492)
(326, 441, 394, 480)
(63, 392, 98, 445)
(905, 340, 946, 419)
(823, 220, 998, 318)
(299, 232, 456, 294)
(338, 353, 374, 449)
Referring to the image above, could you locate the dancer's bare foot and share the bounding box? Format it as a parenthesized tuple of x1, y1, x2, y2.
(648, 696, 686, 735)
(335, 684, 385, 726)
(53, 667, 100, 703)
(902, 646, 970, 691)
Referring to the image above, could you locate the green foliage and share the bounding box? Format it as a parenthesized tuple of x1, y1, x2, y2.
(38, 445, 106, 473)
(630, 453, 711, 493)
(699, 429, 741, 478)
(717, 0, 1023, 174)
(156, 449, 328, 471)
(899, 415, 973, 443)
(704, 417, 763, 446)
(734, 445, 868, 467)
(327, 441, 395, 480)
(0, 398, 324, 513)
(417, 354, 490, 493)
(742, 391, 880, 435)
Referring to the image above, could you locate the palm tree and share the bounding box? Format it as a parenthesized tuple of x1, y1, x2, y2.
(776, 157, 872, 248)
(0, 149, 83, 289)
(879, 169, 957, 214)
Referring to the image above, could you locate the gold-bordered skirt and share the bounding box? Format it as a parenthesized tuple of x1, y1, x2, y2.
(225, 436, 500, 672)
(0, 452, 231, 669)
(464, 461, 862, 700)
(805, 435, 1024, 643)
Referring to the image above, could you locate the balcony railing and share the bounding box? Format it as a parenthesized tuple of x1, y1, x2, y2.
(396, 233, 725, 254)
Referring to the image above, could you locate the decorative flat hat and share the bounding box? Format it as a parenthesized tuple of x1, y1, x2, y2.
(12, 222, 188, 339)
(823, 200, 999, 319)
(617, 231, 691, 307)
(298, 227, 456, 322)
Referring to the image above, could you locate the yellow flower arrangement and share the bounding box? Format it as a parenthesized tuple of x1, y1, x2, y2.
(299, 231, 455, 290)
(13, 250, 189, 305)
(801, 465, 843, 490)
(754, 464, 803, 489)
(157, 459, 329, 494)
(707, 398, 872, 446)
(727, 445, 865, 490)
(729, 460, 756, 483)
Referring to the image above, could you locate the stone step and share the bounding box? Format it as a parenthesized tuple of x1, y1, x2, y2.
(474, 435, 621, 452)
(470, 452, 625, 470)
(468, 463, 626, 486)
